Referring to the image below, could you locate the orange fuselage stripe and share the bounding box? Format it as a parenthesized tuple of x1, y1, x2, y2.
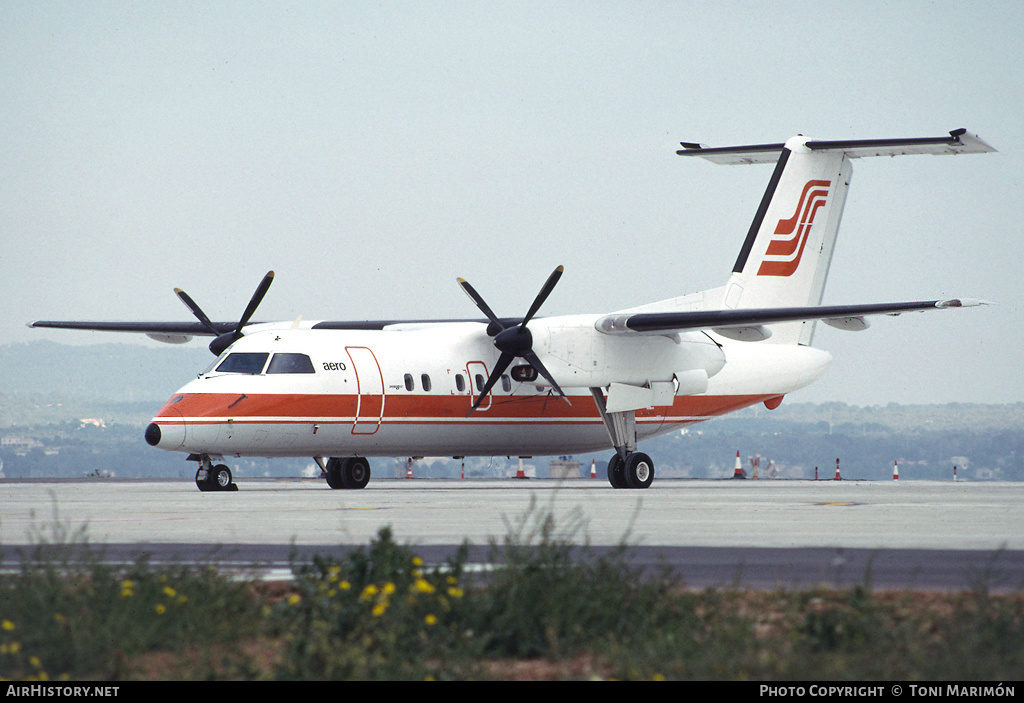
(153, 392, 771, 425)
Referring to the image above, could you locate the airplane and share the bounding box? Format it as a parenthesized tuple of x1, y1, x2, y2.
(31, 128, 995, 492)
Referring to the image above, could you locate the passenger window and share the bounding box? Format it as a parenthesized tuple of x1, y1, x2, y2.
(455, 374, 466, 392)
(421, 374, 432, 392)
(475, 374, 485, 392)
(502, 375, 511, 393)
(404, 373, 415, 391)
(267, 353, 316, 374)
(215, 352, 269, 374)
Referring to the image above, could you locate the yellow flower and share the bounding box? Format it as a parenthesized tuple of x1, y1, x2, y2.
(412, 556, 424, 567)
(29, 656, 42, 670)
(155, 604, 167, 615)
(360, 584, 379, 601)
(340, 580, 351, 590)
(424, 614, 438, 626)
(2, 620, 14, 631)
(162, 586, 177, 598)
(287, 594, 301, 605)
(412, 578, 436, 594)
(447, 586, 464, 599)
(371, 601, 389, 617)
(383, 582, 396, 596)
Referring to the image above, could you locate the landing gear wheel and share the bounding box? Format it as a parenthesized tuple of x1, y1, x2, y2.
(607, 454, 627, 488)
(624, 452, 654, 489)
(343, 457, 371, 489)
(324, 457, 370, 489)
(212, 464, 235, 491)
(195, 467, 213, 492)
(196, 464, 236, 491)
(325, 458, 346, 489)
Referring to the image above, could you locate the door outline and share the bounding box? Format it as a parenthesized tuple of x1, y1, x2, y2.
(346, 346, 385, 435)
(466, 361, 492, 411)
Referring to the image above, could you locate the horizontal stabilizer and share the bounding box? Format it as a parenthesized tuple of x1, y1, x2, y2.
(677, 128, 995, 165)
(594, 299, 988, 337)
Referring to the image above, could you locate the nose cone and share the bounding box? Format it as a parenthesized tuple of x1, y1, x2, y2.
(145, 405, 186, 451)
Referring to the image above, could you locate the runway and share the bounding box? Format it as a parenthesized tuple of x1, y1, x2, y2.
(2, 478, 1022, 591)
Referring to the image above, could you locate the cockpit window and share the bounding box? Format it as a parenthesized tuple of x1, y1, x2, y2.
(215, 352, 269, 374)
(267, 353, 316, 374)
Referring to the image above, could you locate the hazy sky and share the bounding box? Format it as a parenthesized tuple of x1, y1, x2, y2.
(3, 1, 1021, 406)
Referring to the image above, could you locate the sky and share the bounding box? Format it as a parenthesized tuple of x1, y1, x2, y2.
(2, 1, 1021, 406)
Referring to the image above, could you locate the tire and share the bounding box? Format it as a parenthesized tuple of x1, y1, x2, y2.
(195, 467, 213, 492)
(325, 458, 346, 489)
(343, 457, 371, 489)
(607, 454, 627, 488)
(624, 452, 654, 489)
(212, 464, 233, 491)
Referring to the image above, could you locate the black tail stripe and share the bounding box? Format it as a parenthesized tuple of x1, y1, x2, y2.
(732, 147, 791, 274)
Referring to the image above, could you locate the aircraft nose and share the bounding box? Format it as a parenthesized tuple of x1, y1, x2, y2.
(145, 406, 186, 450)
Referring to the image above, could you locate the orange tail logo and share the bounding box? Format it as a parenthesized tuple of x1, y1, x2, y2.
(757, 179, 831, 277)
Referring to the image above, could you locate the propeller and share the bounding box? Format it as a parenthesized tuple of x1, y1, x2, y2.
(175, 271, 275, 356)
(457, 265, 569, 414)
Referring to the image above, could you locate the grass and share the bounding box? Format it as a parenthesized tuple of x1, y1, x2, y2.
(2, 500, 1023, 680)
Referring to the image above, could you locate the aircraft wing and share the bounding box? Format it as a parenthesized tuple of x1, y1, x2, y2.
(27, 317, 511, 344)
(28, 319, 254, 345)
(594, 299, 988, 342)
(29, 320, 238, 335)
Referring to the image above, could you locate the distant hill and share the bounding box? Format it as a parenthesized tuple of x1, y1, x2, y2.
(1, 340, 211, 402)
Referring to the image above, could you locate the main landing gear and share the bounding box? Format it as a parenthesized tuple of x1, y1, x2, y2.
(606, 451, 655, 489)
(320, 457, 371, 490)
(590, 388, 655, 489)
(194, 456, 237, 492)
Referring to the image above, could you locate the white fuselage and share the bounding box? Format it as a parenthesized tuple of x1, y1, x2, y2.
(148, 317, 831, 459)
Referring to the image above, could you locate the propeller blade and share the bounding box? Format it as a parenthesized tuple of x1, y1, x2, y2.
(458, 265, 569, 411)
(467, 352, 515, 415)
(520, 265, 563, 329)
(521, 350, 571, 405)
(174, 288, 220, 336)
(457, 277, 505, 332)
(236, 271, 275, 333)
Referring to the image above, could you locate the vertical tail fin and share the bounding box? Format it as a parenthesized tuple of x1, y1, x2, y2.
(678, 129, 995, 345)
(720, 137, 851, 345)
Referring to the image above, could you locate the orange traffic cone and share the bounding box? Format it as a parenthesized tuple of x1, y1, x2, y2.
(732, 450, 745, 479)
(893, 460, 899, 480)
(406, 458, 413, 479)
(516, 458, 526, 479)
(834, 458, 841, 481)
(590, 459, 596, 479)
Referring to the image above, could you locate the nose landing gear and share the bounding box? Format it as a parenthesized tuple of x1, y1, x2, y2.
(194, 456, 237, 492)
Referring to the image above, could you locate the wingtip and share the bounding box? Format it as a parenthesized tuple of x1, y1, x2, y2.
(937, 298, 993, 308)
